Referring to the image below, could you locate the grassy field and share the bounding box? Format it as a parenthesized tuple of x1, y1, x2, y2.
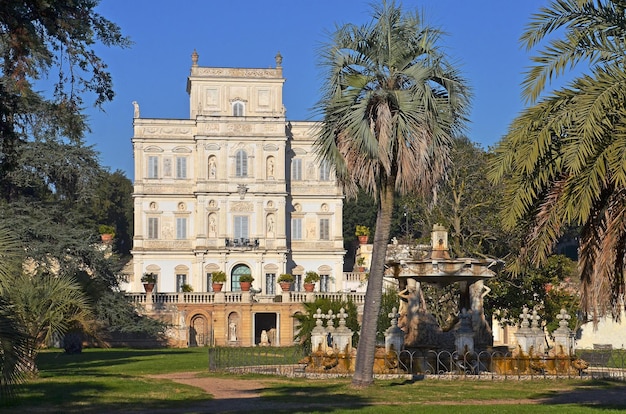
(3, 347, 626, 413)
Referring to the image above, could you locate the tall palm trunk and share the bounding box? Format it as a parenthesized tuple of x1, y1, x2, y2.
(352, 180, 395, 387)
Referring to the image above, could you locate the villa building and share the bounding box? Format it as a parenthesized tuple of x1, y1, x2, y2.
(125, 52, 358, 347)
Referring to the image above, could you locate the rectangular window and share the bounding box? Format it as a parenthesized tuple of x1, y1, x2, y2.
(236, 150, 248, 177)
(176, 157, 187, 179)
(176, 274, 186, 292)
(291, 158, 302, 181)
(265, 273, 275, 295)
(292, 218, 302, 240)
(320, 275, 330, 293)
(206, 273, 213, 292)
(148, 217, 159, 239)
(176, 217, 187, 239)
(319, 161, 331, 181)
(234, 216, 249, 241)
(294, 274, 302, 292)
(319, 218, 330, 240)
(148, 156, 159, 178)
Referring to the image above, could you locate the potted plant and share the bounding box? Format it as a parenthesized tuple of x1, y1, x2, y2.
(278, 273, 294, 292)
(211, 271, 227, 292)
(356, 256, 366, 272)
(239, 274, 254, 291)
(98, 224, 116, 243)
(355, 225, 370, 244)
(141, 272, 157, 293)
(303, 270, 319, 292)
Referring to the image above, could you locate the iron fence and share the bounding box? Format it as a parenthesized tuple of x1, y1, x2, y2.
(208, 345, 626, 380)
(208, 345, 310, 371)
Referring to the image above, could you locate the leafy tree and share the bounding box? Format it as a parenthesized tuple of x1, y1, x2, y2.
(488, 0, 626, 321)
(90, 170, 134, 255)
(94, 291, 168, 338)
(315, 1, 469, 386)
(293, 298, 360, 349)
(0, 0, 131, 198)
(396, 137, 513, 258)
(376, 288, 401, 343)
(487, 254, 580, 333)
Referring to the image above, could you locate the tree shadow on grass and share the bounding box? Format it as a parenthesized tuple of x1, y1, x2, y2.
(37, 349, 198, 375)
(531, 379, 626, 409)
(6, 377, 209, 413)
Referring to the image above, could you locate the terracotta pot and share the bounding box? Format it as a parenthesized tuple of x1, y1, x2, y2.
(358, 235, 369, 244)
(279, 282, 292, 292)
(212, 282, 223, 292)
(100, 233, 113, 243)
(303, 282, 315, 292)
(240, 281, 251, 291)
(143, 283, 155, 293)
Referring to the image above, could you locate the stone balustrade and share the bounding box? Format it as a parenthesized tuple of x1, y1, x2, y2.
(127, 290, 367, 305)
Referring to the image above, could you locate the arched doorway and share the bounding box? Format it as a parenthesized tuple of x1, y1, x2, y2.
(231, 264, 250, 291)
(189, 314, 210, 347)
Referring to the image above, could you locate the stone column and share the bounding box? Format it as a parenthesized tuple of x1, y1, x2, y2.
(552, 308, 574, 356)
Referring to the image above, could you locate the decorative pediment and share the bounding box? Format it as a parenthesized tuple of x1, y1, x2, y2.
(292, 147, 307, 155)
(172, 146, 192, 153)
(318, 265, 332, 273)
(205, 263, 220, 272)
(144, 146, 164, 153)
(263, 263, 279, 272)
(205, 143, 221, 151)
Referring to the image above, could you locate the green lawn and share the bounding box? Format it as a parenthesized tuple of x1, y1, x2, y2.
(3, 347, 625, 413)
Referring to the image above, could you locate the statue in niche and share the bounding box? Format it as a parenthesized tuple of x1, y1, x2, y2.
(209, 215, 217, 234)
(267, 158, 274, 178)
(132, 101, 140, 118)
(229, 322, 237, 341)
(260, 330, 269, 346)
(209, 157, 216, 178)
(209, 199, 216, 208)
(163, 158, 172, 177)
(267, 215, 274, 233)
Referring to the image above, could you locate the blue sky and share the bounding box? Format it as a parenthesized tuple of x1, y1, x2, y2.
(87, 0, 547, 178)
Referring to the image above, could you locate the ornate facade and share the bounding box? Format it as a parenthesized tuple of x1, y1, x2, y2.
(126, 53, 348, 346)
(129, 52, 344, 296)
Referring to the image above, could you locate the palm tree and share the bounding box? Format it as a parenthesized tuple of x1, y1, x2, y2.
(0, 226, 29, 401)
(314, 1, 469, 386)
(489, 0, 626, 321)
(6, 272, 95, 373)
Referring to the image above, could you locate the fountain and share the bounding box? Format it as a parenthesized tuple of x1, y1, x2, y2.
(387, 224, 499, 351)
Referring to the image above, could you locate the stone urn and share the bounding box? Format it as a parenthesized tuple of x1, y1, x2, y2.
(143, 283, 155, 293)
(303, 282, 315, 292)
(279, 282, 292, 292)
(212, 283, 223, 292)
(240, 281, 251, 291)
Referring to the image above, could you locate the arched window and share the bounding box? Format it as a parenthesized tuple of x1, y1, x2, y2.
(235, 150, 248, 177)
(231, 264, 251, 291)
(233, 102, 244, 117)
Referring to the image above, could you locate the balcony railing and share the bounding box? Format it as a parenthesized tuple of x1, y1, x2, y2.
(225, 238, 259, 249)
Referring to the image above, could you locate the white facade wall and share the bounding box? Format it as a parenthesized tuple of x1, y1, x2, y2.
(129, 54, 345, 295)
